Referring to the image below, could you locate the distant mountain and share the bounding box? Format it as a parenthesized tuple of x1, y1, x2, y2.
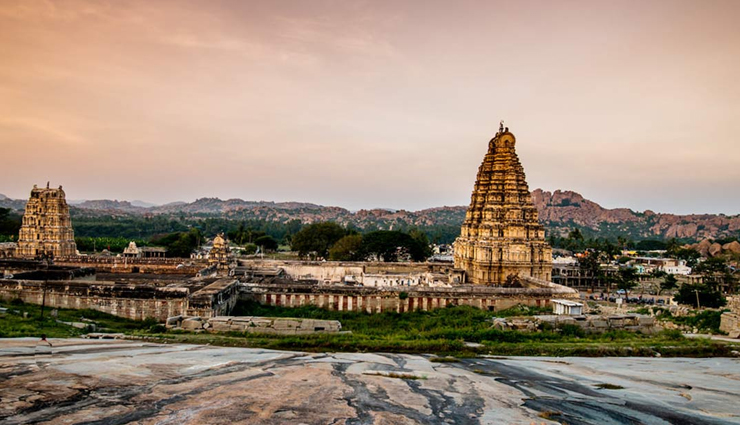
(532, 189, 740, 240)
(131, 200, 158, 208)
(75, 200, 149, 214)
(0, 196, 27, 212)
(1, 190, 738, 241)
(149, 198, 325, 215)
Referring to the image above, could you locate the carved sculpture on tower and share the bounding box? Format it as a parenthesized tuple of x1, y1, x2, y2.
(17, 183, 77, 258)
(453, 126, 552, 285)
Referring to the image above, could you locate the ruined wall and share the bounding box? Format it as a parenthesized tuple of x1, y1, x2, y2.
(719, 296, 740, 338)
(239, 260, 457, 285)
(240, 283, 578, 314)
(186, 278, 240, 318)
(55, 257, 204, 275)
(0, 280, 190, 321)
(169, 315, 342, 335)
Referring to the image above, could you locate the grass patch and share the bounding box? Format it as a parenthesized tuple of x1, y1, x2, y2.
(0, 299, 157, 338)
(137, 301, 739, 357)
(665, 309, 728, 334)
(3, 298, 738, 358)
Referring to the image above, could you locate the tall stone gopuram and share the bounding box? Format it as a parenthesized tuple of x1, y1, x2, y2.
(453, 125, 552, 285)
(17, 183, 77, 258)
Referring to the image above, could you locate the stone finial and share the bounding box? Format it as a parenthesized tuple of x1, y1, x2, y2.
(499, 120, 504, 134)
(46, 181, 50, 189)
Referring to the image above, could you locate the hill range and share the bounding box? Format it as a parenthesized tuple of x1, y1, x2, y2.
(2, 189, 739, 241)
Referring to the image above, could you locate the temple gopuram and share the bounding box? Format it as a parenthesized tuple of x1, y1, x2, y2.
(453, 124, 553, 285)
(208, 233, 232, 271)
(16, 183, 77, 258)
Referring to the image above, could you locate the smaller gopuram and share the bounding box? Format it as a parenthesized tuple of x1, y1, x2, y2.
(17, 183, 77, 258)
(208, 233, 231, 270)
(454, 124, 552, 285)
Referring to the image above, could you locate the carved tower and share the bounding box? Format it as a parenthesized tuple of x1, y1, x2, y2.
(17, 184, 77, 258)
(453, 127, 552, 285)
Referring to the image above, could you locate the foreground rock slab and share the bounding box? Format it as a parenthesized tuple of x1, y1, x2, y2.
(1, 338, 739, 424)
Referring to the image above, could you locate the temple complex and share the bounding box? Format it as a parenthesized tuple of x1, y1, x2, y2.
(16, 183, 77, 258)
(454, 125, 552, 285)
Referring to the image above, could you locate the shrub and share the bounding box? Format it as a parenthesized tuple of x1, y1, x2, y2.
(149, 324, 167, 333)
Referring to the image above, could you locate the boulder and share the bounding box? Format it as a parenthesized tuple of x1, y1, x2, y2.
(722, 241, 740, 254)
(697, 239, 712, 257)
(181, 318, 204, 331)
(709, 243, 723, 257)
(590, 320, 608, 329)
(165, 315, 183, 328)
(210, 321, 232, 332)
(638, 316, 655, 326)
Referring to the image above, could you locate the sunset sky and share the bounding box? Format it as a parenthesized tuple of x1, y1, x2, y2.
(1, 0, 739, 214)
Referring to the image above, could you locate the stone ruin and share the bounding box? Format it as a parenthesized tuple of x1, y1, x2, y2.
(720, 296, 740, 338)
(491, 314, 659, 334)
(166, 315, 342, 335)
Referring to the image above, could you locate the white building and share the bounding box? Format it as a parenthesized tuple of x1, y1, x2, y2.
(552, 299, 584, 316)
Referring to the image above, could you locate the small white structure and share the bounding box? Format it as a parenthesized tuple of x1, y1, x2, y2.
(552, 299, 584, 316)
(664, 263, 692, 275)
(123, 241, 141, 258)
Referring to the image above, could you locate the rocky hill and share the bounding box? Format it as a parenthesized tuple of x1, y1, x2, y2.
(2, 190, 738, 241)
(532, 189, 740, 240)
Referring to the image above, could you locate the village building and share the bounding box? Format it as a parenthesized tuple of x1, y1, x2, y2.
(123, 242, 167, 258)
(453, 125, 553, 285)
(16, 183, 77, 258)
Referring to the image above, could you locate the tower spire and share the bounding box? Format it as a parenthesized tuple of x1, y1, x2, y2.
(453, 129, 552, 285)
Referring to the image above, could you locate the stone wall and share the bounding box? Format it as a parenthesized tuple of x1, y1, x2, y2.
(0, 280, 189, 321)
(55, 256, 205, 275)
(168, 315, 342, 335)
(719, 296, 740, 338)
(238, 259, 460, 285)
(186, 278, 240, 318)
(240, 283, 578, 314)
(535, 314, 658, 334)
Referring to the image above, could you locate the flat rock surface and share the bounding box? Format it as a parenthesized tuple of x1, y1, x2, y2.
(1, 338, 739, 424)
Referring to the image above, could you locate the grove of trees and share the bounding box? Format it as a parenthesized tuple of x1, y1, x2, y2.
(290, 222, 432, 262)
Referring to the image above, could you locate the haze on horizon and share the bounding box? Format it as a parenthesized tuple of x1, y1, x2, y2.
(1, 0, 739, 215)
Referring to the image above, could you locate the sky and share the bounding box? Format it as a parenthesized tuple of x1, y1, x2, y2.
(1, 0, 739, 214)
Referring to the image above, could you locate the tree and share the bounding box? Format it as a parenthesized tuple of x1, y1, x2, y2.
(578, 250, 602, 293)
(150, 228, 202, 258)
(674, 283, 726, 308)
(694, 256, 736, 293)
(408, 229, 433, 260)
(616, 267, 639, 299)
(328, 234, 363, 261)
(670, 247, 700, 268)
(359, 230, 429, 262)
(659, 274, 678, 295)
(254, 235, 278, 252)
(290, 222, 346, 259)
(0, 208, 21, 238)
(566, 228, 585, 251)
